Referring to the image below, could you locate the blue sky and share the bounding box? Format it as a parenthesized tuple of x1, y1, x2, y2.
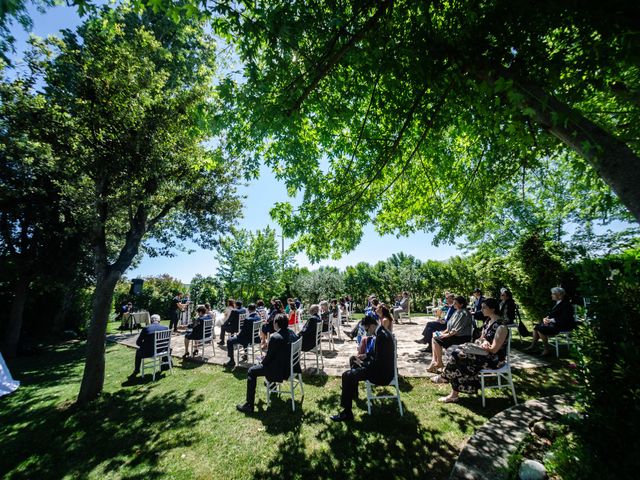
(9, 4, 462, 282)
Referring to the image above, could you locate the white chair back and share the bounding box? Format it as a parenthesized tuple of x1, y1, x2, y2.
(238, 313, 246, 331)
(290, 337, 302, 374)
(154, 329, 172, 356)
(141, 329, 173, 381)
(365, 335, 403, 416)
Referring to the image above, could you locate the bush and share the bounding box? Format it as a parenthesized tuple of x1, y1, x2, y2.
(564, 248, 640, 479)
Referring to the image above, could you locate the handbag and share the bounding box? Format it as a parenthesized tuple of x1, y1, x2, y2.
(458, 342, 489, 356)
(516, 304, 531, 337)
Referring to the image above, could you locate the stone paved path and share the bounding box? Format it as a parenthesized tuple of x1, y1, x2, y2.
(449, 394, 576, 480)
(109, 315, 549, 377)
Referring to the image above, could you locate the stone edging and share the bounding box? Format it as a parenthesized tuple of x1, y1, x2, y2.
(449, 394, 575, 480)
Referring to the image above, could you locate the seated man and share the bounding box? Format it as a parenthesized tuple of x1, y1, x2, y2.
(525, 287, 575, 356)
(299, 304, 321, 352)
(224, 303, 261, 368)
(236, 314, 298, 414)
(393, 291, 410, 323)
(346, 297, 379, 340)
(129, 314, 168, 378)
(183, 306, 211, 358)
(331, 315, 395, 422)
(415, 293, 455, 348)
(218, 300, 247, 345)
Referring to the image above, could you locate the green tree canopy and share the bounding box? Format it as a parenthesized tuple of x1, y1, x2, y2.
(17, 3, 244, 402)
(215, 227, 292, 301)
(203, 0, 640, 261)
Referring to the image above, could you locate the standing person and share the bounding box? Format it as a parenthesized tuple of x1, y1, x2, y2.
(330, 315, 394, 422)
(524, 287, 575, 356)
(169, 292, 185, 333)
(236, 314, 298, 414)
(128, 314, 169, 379)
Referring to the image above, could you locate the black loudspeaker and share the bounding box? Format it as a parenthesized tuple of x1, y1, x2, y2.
(130, 279, 144, 296)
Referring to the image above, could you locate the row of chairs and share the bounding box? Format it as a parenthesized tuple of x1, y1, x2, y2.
(140, 317, 516, 411)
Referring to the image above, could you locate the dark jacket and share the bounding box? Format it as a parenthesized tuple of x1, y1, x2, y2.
(364, 325, 395, 386)
(224, 307, 247, 332)
(236, 312, 261, 345)
(300, 314, 321, 352)
(262, 328, 297, 382)
(548, 300, 575, 331)
(136, 323, 169, 358)
(500, 298, 517, 323)
(472, 295, 486, 321)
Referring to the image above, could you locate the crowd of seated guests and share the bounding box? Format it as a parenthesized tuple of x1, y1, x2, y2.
(129, 286, 579, 417)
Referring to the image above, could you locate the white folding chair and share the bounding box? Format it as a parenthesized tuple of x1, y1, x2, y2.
(265, 338, 304, 412)
(333, 310, 343, 340)
(194, 319, 214, 359)
(398, 300, 411, 323)
(302, 319, 324, 371)
(321, 313, 335, 351)
(480, 331, 517, 407)
(365, 335, 403, 416)
(235, 319, 262, 364)
(550, 331, 574, 358)
(141, 329, 172, 381)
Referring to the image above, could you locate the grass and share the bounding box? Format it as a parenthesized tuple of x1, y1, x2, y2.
(0, 338, 579, 480)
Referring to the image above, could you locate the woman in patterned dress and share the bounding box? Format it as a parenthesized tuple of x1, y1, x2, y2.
(438, 297, 508, 403)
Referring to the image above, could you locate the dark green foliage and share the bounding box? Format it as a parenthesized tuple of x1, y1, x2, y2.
(189, 274, 223, 308)
(566, 250, 640, 479)
(507, 233, 569, 320)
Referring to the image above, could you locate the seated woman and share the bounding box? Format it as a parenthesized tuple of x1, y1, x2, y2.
(437, 297, 508, 402)
(183, 306, 209, 357)
(524, 287, 575, 356)
(319, 300, 331, 332)
(261, 299, 284, 348)
(426, 295, 473, 373)
(499, 288, 517, 324)
(287, 298, 298, 328)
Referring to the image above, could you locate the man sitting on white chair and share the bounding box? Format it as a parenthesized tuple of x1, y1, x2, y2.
(393, 291, 410, 323)
(224, 303, 261, 369)
(236, 313, 298, 414)
(331, 315, 394, 422)
(128, 314, 168, 379)
(299, 304, 321, 353)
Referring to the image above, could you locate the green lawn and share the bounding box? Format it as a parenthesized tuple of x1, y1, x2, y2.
(0, 340, 578, 479)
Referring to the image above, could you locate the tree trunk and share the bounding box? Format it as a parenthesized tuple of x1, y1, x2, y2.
(2, 275, 30, 358)
(519, 82, 640, 225)
(76, 268, 120, 404)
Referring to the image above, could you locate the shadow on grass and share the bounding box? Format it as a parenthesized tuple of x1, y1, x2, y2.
(251, 407, 458, 479)
(0, 343, 200, 480)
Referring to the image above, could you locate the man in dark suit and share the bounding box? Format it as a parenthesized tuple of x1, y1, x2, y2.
(526, 287, 575, 356)
(224, 303, 261, 368)
(331, 315, 395, 421)
(299, 304, 321, 352)
(218, 300, 247, 345)
(129, 314, 169, 378)
(236, 313, 297, 414)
